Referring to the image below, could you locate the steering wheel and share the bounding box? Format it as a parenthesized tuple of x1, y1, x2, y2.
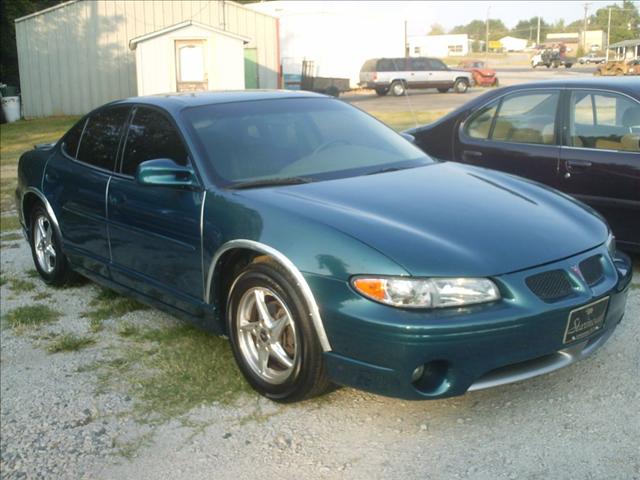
(312, 139, 350, 156)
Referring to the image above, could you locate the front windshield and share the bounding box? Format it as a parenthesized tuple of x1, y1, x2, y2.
(183, 97, 433, 187)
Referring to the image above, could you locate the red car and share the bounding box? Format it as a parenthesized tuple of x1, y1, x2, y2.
(457, 60, 498, 87)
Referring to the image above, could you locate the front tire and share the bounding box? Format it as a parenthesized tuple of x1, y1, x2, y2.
(227, 258, 331, 402)
(390, 80, 406, 96)
(453, 78, 469, 93)
(29, 204, 73, 286)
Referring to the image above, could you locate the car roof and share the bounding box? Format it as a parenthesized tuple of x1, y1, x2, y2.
(500, 77, 639, 97)
(110, 90, 328, 113)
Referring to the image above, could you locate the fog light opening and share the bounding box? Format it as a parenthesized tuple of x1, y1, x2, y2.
(412, 360, 451, 395)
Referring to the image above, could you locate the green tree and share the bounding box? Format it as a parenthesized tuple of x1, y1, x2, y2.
(1, 0, 63, 87)
(450, 19, 508, 41)
(429, 23, 445, 35)
(589, 0, 640, 45)
(511, 17, 551, 44)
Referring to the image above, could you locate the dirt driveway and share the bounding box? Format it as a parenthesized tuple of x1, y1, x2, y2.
(1, 231, 639, 480)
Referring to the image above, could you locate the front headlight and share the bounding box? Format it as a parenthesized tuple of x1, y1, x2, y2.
(352, 276, 500, 309)
(606, 233, 616, 258)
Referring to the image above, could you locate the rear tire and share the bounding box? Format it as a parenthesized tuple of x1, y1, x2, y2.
(390, 80, 406, 96)
(227, 258, 331, 403)
(374, 87, 389, 96)
(29, 204, 74, 286)
(453, 78, 469, 93)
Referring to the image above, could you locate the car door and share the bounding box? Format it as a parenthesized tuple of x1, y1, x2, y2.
(454, 89, 562, 186)
(408, 57, 430, 87)
(559, 89, 640, 251)
(107, 105, 205, 315)
(427, 59, 453, 88)
(42, 105, 130, 277)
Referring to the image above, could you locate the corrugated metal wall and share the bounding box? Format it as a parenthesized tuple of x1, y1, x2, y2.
(15, 0, 279, 117)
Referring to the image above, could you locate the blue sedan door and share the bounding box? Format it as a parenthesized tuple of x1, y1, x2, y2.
(43, 106, 130, 277)
(559, 89, 640, 252)
(107, 106, 204, 315)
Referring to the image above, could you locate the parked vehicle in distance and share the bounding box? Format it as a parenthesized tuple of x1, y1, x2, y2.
(408, 78, 640, 253)
(457, 60, 499, 87)
(17, 91, 631, 403)
(595, 58, 640, 76)
(578, 53, 607, 64)
(531, 49, 574, 68)
(359, 57, 472, 96)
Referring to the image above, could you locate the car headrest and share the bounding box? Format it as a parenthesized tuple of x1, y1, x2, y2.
(622, 106, 640, 128)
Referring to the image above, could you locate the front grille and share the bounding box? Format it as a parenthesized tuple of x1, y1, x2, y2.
(526, 270, 574, 302)
(579, 255, 604, 286)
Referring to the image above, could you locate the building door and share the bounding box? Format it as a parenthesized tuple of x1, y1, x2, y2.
(176, 40, 208, 92)
(244, 48, 259, 89)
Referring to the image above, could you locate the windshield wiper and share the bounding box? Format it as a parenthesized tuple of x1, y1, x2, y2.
(229, 176, 313, 190)
(366, 166, 413, 176)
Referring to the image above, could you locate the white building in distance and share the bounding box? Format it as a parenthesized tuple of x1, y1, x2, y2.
(499, 36, 528, 52)
(408, 34, 470, 58)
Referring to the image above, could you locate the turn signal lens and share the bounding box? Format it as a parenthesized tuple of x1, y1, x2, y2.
(352, 276, 500, 309)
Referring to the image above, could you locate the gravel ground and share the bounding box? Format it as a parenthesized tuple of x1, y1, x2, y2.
(1, 234, 639, 480)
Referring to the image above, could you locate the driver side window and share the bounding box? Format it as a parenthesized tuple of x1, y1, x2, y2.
(121, 107, 189, 176)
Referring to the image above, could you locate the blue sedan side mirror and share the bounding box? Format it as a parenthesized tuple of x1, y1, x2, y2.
(136, 159, 199, 188)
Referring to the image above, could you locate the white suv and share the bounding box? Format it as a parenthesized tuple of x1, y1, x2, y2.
(359, 57, 473, 96)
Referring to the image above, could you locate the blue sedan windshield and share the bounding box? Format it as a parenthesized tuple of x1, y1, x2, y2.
(183, 98, 433, 187)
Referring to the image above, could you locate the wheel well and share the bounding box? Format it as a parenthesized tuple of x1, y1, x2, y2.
(211, 248, 266, 333)
(21, 192, 42, 238)
(455, 76, 469, 83)
(390, 78, 407, 86)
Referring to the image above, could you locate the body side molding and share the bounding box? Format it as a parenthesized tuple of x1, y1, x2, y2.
(205, 239, 332, 352)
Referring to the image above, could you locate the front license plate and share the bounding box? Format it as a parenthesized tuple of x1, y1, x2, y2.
(563, 297, 609, 344)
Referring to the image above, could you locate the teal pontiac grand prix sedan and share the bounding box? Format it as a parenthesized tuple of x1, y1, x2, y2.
(16, 91, 632, 402)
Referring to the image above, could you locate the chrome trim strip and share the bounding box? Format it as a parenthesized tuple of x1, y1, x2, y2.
(21, 187, 61, 235)
(200, 190, 207, 301)
(205, 239, 332, 352)
(105, 176, 113, 263)
(468, 327, 614, 392)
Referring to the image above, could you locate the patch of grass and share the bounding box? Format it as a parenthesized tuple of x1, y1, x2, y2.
(83, 287, 148, 323)
(3, 304, 60, 330)
(32, 291, 52, 301)
(25, 269, 39, 278)
(117, 322, 140, 338)
(0, 275, 6, 287)
(0, 116, 79, 214)
(8, 278, 36, 293)
(98, 325, 250, 423)
(47, 333, 95, 353)
(370, 110, 449, 131)
(1, 232, 23, 242)
(0, 215, 21, 233)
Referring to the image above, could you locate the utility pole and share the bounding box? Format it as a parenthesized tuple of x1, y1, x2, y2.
(536, 16, 541, 46)
(606, 7, 612, 61)
(583, 3, 590, 51)
(485, 6, 490, 59)
(404, 20, 408, 58)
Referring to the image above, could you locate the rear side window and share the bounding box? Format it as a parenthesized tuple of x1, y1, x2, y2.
(377, 58, 407, 72)
(62, 118, 86, 158)
(360, 59, 377, 72)
(465, 91, 559, 145)
(76, 106, 130, 170)
(121, 107, 189, 176)
(570, 91, 640, 152)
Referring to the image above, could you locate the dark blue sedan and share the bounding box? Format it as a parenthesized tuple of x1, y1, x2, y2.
(16, 91, 632, 402)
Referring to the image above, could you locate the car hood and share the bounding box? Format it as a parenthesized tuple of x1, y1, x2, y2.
(236, 162, 607, 277)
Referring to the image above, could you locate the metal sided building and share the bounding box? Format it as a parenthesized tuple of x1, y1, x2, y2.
(15, 0, 280, 117)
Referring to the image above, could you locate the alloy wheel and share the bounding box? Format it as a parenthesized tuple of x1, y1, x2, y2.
(236, 287, 298, 385)
(33, 214, 56, 274)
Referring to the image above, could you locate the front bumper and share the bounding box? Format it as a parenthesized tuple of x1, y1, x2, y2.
(309, 247, 632, 400)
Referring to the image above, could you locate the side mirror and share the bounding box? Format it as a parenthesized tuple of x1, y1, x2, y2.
(136, 158, 199, 188)
(400, 132, 416, 144)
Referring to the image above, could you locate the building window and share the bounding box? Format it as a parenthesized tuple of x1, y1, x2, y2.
(448, 45, 463, 54)
(414, 46, 421, 54)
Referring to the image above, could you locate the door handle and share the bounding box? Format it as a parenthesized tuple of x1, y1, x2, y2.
(108, 192, 126, 207)
(462, 150, 483, 161)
